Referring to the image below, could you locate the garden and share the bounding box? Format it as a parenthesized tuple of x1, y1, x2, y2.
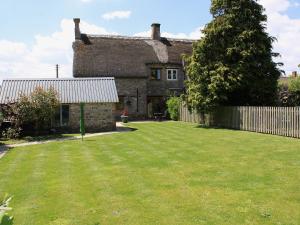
(1, 0, 300, 224)
(1, 122, 300, 225)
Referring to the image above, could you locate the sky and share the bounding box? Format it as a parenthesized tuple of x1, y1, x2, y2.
(0, 0, 299, 81)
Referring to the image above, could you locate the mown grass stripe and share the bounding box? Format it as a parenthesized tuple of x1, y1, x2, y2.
(0, 122, 300, 224)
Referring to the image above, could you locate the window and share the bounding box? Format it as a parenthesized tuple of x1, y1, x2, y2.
(61, 105, 69, 126)
(54, 104, 69, 127)
(150, 68, 161, 80)
(167, 69, 178, 80)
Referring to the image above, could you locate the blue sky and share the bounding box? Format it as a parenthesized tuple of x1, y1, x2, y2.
(0, 0, 299, 79)
(0, 0, 210, 43)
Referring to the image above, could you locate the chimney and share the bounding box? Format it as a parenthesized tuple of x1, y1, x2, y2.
(74, 18, 81, 40)
(292, 71, 298, 78)
(151, 23, 161, 40)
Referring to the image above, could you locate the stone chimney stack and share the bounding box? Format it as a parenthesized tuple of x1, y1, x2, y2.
(74, 18, 81, 40)
(151, 23, 161, 40)
(292, 71, 298, 78)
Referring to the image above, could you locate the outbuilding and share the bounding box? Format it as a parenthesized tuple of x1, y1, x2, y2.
(0, 78, 119, 132)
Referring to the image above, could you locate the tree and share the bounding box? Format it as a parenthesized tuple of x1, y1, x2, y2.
(185, 0, 282, 112)
(1, 86, 60, 135)
(16, 86, 59, 133)
(278, 77, 300, 106)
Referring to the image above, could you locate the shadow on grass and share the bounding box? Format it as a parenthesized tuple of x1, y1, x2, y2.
(0, 134, 69, 146)
(117, 127, 138, 132)
(0, 126, 137, 146)
(194, 124, 240, 131)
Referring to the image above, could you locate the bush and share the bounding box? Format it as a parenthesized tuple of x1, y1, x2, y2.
(15, 87, 59, 133)
(166, 97, 181, 121)
(0, 112, 3, 124)
(289, 77, 300, 94)
(0, 195, 13, 225)
(278, 77, 300, 106)
(0, 87, 59, 137)
(2, 127, 22, 139)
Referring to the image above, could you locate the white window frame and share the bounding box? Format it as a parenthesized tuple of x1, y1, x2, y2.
(167, 69, 178, 81)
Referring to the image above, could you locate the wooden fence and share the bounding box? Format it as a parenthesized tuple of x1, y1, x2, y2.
(179, 104, 300, 138)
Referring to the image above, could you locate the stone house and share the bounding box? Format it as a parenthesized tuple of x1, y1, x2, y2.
(0, 78, 119, 132)
(72, 18, 195, 118)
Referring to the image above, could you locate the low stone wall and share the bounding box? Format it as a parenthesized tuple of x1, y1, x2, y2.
(69, 103, 116, 132)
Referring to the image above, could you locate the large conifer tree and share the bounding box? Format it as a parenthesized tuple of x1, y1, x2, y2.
(185, 0, 282, 112)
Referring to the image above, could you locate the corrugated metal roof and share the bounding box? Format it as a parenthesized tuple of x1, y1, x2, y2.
(0, 78, 119, 104)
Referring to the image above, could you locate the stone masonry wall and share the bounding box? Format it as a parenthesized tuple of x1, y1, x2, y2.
(146, 65, 185, 96)
(69, 103, 116, 132)
(72, 37, 191, 118)
(115, 78, 147, 118)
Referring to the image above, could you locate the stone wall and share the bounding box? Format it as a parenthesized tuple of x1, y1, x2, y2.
(146, 65, 185, 96)
(114, 78, 148, 118)
(69, 103, 115, 132)
(72, 36, 191, 118)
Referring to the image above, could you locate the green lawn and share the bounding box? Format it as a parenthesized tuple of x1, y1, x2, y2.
(0, 122, 300, 225)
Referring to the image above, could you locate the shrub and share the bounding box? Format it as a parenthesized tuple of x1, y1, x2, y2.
(278, 77, 300, 106)
(166, 97, 181, 121)
(0, 112, 3, 124)
(2, 127, 22, 139)
(289, 77, 300, 93)
(0, 195, 13, 225)
(15, 87, 59, 133)
(0, 87, 59, 136)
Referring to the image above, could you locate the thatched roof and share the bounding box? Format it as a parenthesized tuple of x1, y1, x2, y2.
(73, 34, 195, 78)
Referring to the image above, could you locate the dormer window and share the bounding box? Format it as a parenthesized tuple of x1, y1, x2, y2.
(167, 69, 178, 80)
(151, 68, 161, 80)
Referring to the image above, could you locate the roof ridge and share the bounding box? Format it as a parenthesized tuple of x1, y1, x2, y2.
(86, 34, 197, 43)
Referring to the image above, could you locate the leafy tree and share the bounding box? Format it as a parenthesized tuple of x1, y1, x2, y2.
(278, 77, 300, 106)
(1, 87, 59, 136)
(15, 86, 59, 133)
(185, 0, 282, 112)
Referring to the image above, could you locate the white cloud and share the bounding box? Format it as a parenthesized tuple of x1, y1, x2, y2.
(0, 19, 117, 81)
(102, 10, 131, 20)
(259, 0, 300, 74)
(260, 0, 291, 12)
(134, 26, 203, 40)
(0, 41, 28, 61)
(1, 1, 299, 81)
